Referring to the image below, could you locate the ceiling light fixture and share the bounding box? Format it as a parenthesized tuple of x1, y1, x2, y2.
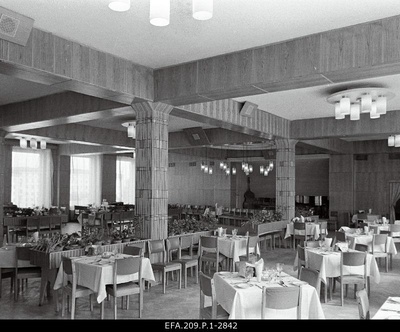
(19, 137, 47, 150)
(326, 88, 395, 120)
(388, 135, 400, 147)
(108, 0, 130, 12)
(149, 0, 213, 26)
(193, 0, 213, 20)
(260, 161, 274, 177)
(122, 121, 136, 139)
(150, 0, 170, 26)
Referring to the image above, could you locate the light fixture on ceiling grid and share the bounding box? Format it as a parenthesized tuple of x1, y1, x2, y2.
(326, 87, 395, 120)
(19, 137, 46, 150)
(108, 0, 213, 26)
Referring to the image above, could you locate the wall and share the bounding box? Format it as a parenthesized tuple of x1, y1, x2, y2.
(295, 158, 329, 196)
(168, 152, 231, 207)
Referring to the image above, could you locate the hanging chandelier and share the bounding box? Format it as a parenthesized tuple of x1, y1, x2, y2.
(326, 87, 395, 120)
(219, 161, 235, 176)
(201, 147, 213, 175)
(108, 0, 213, 26)
(260, 161, 274, 176)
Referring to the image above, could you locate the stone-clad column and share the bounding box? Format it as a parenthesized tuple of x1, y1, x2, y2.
(275, 139, 298, 221)
(0, 131, 7, 246)
(131, 101, 172, 240)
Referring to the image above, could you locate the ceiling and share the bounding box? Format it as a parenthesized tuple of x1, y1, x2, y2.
(1, 0, 400, 145)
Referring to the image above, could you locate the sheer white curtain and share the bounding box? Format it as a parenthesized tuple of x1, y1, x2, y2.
(70, 155, 102, 208)
(11, 147, 53, 208)
(116, 155, 135, 204)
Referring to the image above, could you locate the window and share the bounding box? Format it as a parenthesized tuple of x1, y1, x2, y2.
(116, 155, 135, 204)
(11, 147, 53, 208)
(70, 155, 102, 208)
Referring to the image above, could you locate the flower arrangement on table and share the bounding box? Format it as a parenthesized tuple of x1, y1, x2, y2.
(168, 215, 218, 236)
(241, 208, 283, 227)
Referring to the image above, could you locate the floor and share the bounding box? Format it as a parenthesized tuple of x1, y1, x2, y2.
(1, 241, 399, 321)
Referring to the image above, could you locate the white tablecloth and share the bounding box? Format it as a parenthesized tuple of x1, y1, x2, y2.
(294, 248, 381, 284)
(284, 223, 322, 240)
(53, 254, 155, 303)
(345, 233, 398, 255)
(218, 236, 260, 263)
(213, 271, 325, 319)
(372, 297, 400, 319)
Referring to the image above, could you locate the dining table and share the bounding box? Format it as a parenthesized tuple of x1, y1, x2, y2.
(217, 235, 260, 271)
(293, 246, 381, 301)
(284, 222, 323, 241)
(372, 296, 400, 319)
(213, 271, 325, 319)
(53, 253, 155, 304)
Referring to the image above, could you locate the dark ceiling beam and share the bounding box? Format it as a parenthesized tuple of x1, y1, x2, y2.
(0, 91, 133, 132)
(297, 138, 353, 154)
(291, 111, 400, 140)
(171, 99, 290, 140)
(16, 123, 134, 149)
(0, 28, 154, 104)
(168, 128, 268, 150)
(154, 15, 400, 106)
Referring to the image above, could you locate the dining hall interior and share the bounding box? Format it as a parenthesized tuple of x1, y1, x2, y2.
(1, 0, 400, 321)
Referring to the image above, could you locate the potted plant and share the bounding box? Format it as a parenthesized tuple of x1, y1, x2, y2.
(111, 228, 122, 243)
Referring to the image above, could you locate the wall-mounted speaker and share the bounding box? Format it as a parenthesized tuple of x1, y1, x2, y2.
(183, 127, 211, 146)
(0, 6, 34, 47)
(240, 101, 258, 117)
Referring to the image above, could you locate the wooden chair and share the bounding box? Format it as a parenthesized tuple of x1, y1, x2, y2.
(174, 235, 199, 288)
(123, 244, 144, 257)
(299, 266, 320, 295)
(199, 272, 229, 320)
(14, 246, 41, 300)
(261, 286, 301, 319)
(292, 222, 312, 249)
(0, 268, 14, 298)
(355, 288, 370, 319)
(332, 231, 347, 247)
(335, 251, 368, 306)
(239, 235, 260, 262)
(198, 236, 226, 275)
(319, 221, 328, 240)
(370, 234, 389, 272)
(61, 256, 96, 319)
(304, 240, 320, 248)
(369, 225, 380, 235)
(148, 239, 182, 294)
(104, 256, 143, 319)
(296, 245, 306, 278)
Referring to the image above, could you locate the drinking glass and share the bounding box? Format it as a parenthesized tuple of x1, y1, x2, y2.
(276, 263, 284, 279)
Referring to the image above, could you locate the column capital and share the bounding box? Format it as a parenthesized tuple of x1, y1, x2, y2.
(275, 138, 298, 150)
(131, 100, 173, 119)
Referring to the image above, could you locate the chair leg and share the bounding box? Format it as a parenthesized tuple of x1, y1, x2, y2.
(100, 300, 104, 319)
(113, 296, 117, 319)
(340, 283, 344, 306)
(71, 297, 75, 319)
(163, 271, 166, 294)
(61, 292, 66, 317)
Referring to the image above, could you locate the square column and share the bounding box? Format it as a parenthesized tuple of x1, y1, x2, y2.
(131, 101, 172, 240)
(275, 139, 298, 221)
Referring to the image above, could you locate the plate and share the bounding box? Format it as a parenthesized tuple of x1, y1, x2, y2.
(291, 281, 308, 286)
(234, 283, 253, 289)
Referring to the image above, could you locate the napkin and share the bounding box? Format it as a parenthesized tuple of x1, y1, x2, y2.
(339, 226, 350, 232)
(335, 242, 349, 252)
(254, 258, 264, 282)
(217, 227, 223, 237)
(382, 217, 387, 224)
(323, 237, 333, 247)
(300, 215, 305, 223)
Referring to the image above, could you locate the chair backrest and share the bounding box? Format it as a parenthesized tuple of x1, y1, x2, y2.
(340, 251, 367, 278)
(111, 256, 142, 290)
(245, 235, 259, 259)
(372, 234, 388, 253)
(148, 239, 166, 263)
(166, 237, 181, 261)
(61, 256, 77, 290)
(355, 243, 369, 252)
(356, 288, 370, 319)
(123, 245, 144, 257)
(293, 222, 305, 232)
(261, 286, 300, 319)
(334, 231, 346, 243)
(304, 240, 319, 248)
(319, 221, 327, 233)
(199, 236, 218, 254)
(299, 267, 320, 294)
(199, 271, 218, 319)
(180, 235, 194, 257)
(369, 225, 380, 235)
(389, 224, 400, 237)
